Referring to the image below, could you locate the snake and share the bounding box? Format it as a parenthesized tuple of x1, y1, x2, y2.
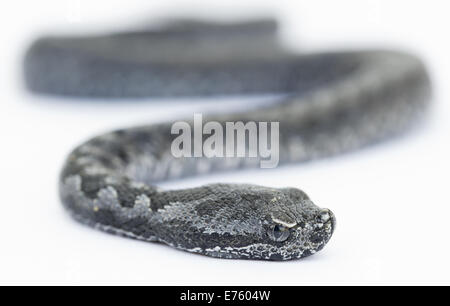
(23, 19, 431, 260)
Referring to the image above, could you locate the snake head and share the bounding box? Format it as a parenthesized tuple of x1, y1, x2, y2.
(259, 187, 336, 260)
(183, 184, 335, 261)
(264, 207, 336, 260)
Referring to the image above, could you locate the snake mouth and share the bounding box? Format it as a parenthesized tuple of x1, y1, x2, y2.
(321, 208, 336, 236)
(319, 210, 336, 240)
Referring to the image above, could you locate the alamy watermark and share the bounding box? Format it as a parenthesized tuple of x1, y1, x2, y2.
(171, 114, 279, 168)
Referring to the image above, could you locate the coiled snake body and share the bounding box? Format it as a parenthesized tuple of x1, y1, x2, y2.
(24, 19, 431, 260)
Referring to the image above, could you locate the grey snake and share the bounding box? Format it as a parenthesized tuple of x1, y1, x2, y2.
(23, 19, 431, 260)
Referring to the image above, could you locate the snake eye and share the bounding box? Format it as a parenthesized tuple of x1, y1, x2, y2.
(267, 224, 290, 242)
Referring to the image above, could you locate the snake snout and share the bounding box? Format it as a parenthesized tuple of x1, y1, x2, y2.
(309, 208, 336, 245)
(318, 209, 335, 228)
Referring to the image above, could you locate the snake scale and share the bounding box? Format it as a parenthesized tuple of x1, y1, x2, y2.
(23, 19, 431, 260)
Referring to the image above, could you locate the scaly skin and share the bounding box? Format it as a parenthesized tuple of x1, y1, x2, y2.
(24, 19, 431, 260)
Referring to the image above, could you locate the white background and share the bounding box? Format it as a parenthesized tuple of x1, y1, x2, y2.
(1, 1, 449, 285)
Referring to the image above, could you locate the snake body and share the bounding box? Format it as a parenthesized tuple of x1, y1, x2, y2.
(24, 19, 431, 260)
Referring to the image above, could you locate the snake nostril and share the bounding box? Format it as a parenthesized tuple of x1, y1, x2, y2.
(318, 209, 331, 223)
